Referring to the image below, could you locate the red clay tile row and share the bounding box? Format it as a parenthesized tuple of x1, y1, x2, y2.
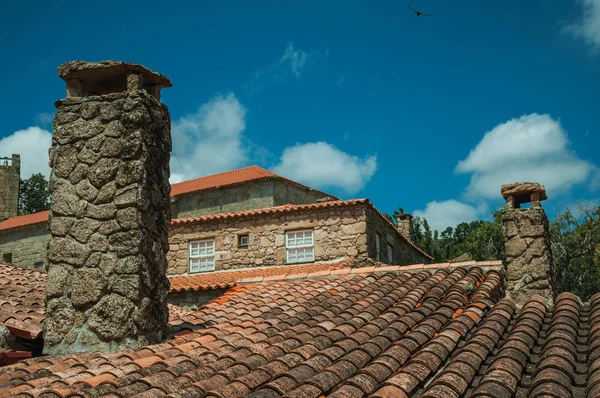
(0, 263, 46, 340)
(169, 165, 336, 200)
(170, 258, 353, 293)
(587, 292, 600, 398)
(237, 260, 503, 285)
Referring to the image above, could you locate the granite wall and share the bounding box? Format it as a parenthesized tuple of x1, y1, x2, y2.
(0, 223, 49, 269)
(172, 179, 328, 219)
(168, 202, 369, 275)
(44, 83, 172, 354)
(503, 207, 555, 306)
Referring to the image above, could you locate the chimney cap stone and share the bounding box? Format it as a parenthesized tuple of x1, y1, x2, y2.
(501, 182, 547, 208)
(58, 60, 172, 97)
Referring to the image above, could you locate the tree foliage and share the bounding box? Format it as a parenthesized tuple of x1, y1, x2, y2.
(550, 203, 600, 300)
(18, 173, 50, 215)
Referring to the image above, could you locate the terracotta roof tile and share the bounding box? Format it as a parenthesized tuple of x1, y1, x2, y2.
(0, 263, 46, 340)
(169, 165, 336, 199)
(0, 210, 49, 232)
(170, 258, 352, 293)
(0, 166, 337, 232)
(0, 260, 595, 398)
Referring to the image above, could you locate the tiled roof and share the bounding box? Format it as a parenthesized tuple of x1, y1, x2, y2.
(0, 211, 49, 233)
(0, 263, 46, 340)
(0, 166, 336, 232)
(1, 262, 568, 398)
(0, 262, 233, 342)
(172, 198, 434, 261)
(171, 199, 367, 226)
(169, 258, 353, 293)
(170, 165, 337, 199)
(2, 263, 596, 398)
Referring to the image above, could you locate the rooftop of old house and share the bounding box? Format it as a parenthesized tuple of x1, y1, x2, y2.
(0, 258, 597, 398)
(0, 259, 353, 347)
(0, 165, 337, 232)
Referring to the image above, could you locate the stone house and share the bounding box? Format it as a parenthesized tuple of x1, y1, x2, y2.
(0, 165, 338, 269)
(168, 198, 432, 275)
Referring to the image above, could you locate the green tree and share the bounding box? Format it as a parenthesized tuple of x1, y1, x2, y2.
(550, 203, 600, 300)
(18, 173, 50, 215)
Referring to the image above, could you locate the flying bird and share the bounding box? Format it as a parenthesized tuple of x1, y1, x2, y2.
(409, 5, 431, 17)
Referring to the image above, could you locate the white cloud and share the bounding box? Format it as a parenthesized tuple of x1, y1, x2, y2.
(563, 0, 600, 52)
(280, 42, 308, 78)
(413, 200, 482, 232)
(170, 93, 248, 183)
(0, 127, 52, 178)
(273, 142, 377, 194)
(456, 113, 595, 199)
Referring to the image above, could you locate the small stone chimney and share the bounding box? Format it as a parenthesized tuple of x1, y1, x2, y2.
(396, 214, 414, 242)
(501, 182, 555, 306)
(44, 61, 172, 355)
(0, 154, 20, 221)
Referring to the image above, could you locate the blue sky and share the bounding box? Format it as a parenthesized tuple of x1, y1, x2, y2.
(1, 0, 599, 231)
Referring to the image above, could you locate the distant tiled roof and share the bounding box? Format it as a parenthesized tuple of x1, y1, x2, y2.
(0, 166, 337, 232)
(0, 210, 49, 232)
(170, 165, 337, 199)
(171, 199, 368, 226)
(172, 198, 434, 261)
(0, 263, 46, 340)
(169, 258, 353, 293)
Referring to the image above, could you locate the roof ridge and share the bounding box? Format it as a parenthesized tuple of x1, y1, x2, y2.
(236, 259, 504, 285)
(171, 198, 367, 226)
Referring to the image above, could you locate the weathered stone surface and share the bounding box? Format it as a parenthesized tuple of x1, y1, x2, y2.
(88, 294, 135, 340)
(95, 181, 117, 204)
(114, 186, 138, 208)
(111, 275, 140, 301)
(49, 238, 91, 266)
(502, 189, 555, 307)
(71, 268, 106, 307)
(69, 218, 102, 243)
(75, 179, 99, 202)
(85, 203, 117, 220)
(49, 216, 75, 237)
(45, 65, 172, 355)
(46, 264, 71, 298)
(501, 182, 547, 201)
(44, 296, 75, 346)
(88, 158, 119, 188)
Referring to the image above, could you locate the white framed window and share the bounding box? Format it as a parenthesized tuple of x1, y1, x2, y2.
(387, 243, 393, 263)
(286, 230, 315, 264)
(189, 239, 215, 273)
(375, 233, 381, 261)
(238, 234, 249, 247)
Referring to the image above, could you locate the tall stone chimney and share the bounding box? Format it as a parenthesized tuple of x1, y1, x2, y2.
(44, 61, 172, 355)
(396, 214, 414, 242)
(0, 154, 20, 221)
(501, 182, 555, 306)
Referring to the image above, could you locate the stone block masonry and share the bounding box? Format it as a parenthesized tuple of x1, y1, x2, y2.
(44, 60, 172, 355)
(501, 182, 555, 306)
(0, 154, 20, 222)
(0, 223, 49, 269)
